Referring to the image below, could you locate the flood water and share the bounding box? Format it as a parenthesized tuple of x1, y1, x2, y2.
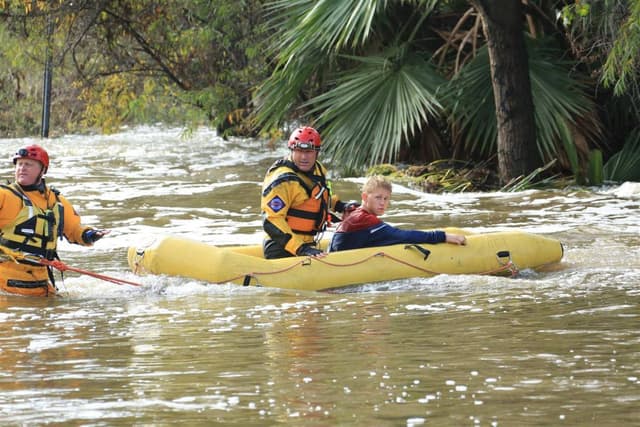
(0, 127, 638, 426)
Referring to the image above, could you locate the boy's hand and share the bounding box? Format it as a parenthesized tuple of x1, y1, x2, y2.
(446, 233, 467, 245)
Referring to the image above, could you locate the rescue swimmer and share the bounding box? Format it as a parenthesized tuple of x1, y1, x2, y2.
(261, 126, 358, 259)
(0, 145, 109, 296)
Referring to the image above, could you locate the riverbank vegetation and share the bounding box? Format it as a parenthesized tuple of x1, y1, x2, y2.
(1, 1, 639, 188)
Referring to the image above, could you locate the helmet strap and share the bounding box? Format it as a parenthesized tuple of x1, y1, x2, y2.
(17, 175, 45, 192)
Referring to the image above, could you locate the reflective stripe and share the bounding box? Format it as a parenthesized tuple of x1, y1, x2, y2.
(7, 279, 49, 289)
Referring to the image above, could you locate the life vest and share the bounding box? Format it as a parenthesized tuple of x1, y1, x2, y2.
(0, 183, 64, 296)
(0, 183, 64, 260)
(264, 159, 332, 235)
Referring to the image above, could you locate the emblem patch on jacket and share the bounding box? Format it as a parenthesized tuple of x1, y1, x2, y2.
(267, 195, 286, 212)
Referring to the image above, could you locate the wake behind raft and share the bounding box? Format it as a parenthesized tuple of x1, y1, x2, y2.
(127, 228, 564, 291)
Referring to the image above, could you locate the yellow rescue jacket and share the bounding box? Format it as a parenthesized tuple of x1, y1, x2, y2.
(0, 183, 63, 259)
(0, 182, 90, 297)
(261, 158, 339, 256)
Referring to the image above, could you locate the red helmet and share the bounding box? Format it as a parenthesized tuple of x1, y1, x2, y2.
(288, 126, 321, 151)
(13, 144, 50, 173)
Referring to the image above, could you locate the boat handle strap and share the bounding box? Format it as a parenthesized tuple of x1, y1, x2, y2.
(404, 244, 431, 260)
(496, 251, 511, 263)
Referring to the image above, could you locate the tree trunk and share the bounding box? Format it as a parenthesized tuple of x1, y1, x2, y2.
(472, 0, 539, 185)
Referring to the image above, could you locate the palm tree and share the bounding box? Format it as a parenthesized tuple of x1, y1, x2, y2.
(444, 40, 600, 179)
(256, 0, 445, 169)
(254, 0, 606, 184)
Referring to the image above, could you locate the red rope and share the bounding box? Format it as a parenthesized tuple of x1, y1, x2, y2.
(39, 258, 143, 287)
(316, 251, 519, 277)
(215, 258, 310, 284)
(210, 251, 519, 286)
(1, 246, 143, 287)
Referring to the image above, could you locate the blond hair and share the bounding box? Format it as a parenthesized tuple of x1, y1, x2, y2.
(362, 175, 392, 194)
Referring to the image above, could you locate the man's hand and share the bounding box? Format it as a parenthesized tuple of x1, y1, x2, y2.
(335, 200, 360, 213)
(82, 229, 110, 244)
(297, 245, 326, 258)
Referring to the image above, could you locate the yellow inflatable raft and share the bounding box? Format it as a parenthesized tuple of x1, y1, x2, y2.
(127, 229, 563, 291)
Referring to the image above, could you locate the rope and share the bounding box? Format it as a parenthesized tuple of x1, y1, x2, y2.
(213, 257, 311, 285)
(316, 251, 519, 277)
(0, 245, 143, 287)
(38, 258, 143, 287)
(208, 249, 519, 286)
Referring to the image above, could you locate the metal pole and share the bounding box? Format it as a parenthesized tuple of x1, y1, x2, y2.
(41, 18, 55, 138)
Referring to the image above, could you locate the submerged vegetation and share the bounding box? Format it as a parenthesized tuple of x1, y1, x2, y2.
(367, 158, 569, 193)
(1, 1, 639, 188)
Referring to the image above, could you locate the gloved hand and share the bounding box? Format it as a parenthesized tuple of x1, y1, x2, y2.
(297, 245, 324, 257)
(335, 200, 360, 213)
(82, 229, 109, 244)
(342, 201, 360, 213)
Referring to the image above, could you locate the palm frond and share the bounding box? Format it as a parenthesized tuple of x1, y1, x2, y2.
(254, 53, 323, 130)
(256, 0, 440, 131)
(266, 0, 381, 55)
(603, 128, 640, 182)
(308, 49, 445, 169)
(255, 0, 385, 130)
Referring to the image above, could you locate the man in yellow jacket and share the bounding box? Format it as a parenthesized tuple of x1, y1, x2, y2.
(261, 126, 357, 259)
(0, 145, 108, 296)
